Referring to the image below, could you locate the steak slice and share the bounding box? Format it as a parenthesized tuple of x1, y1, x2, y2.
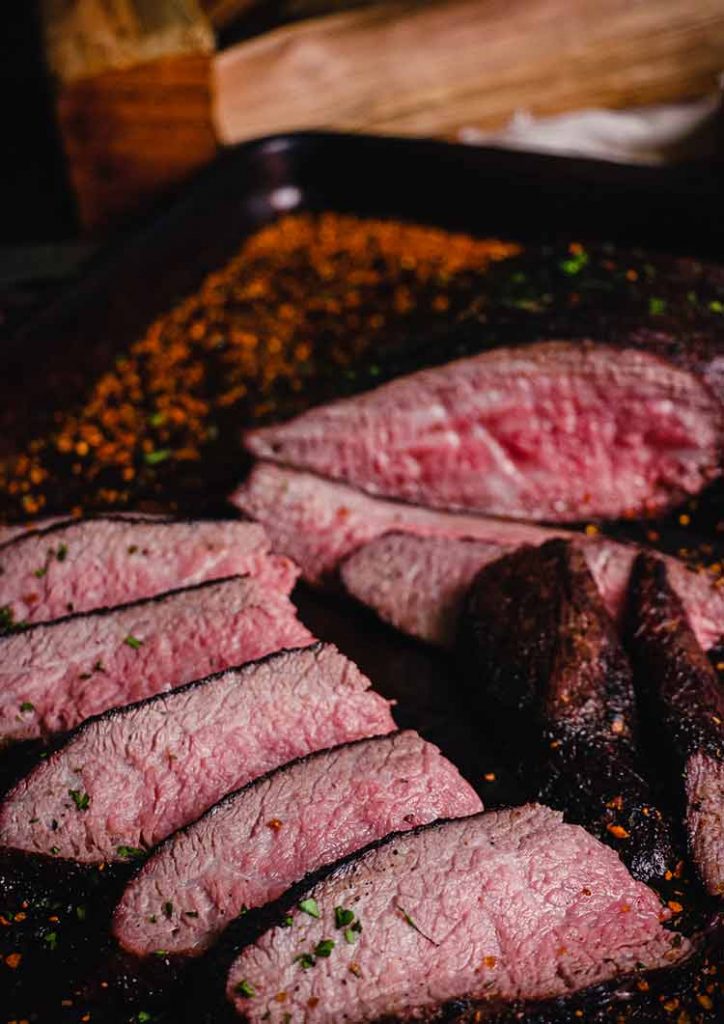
(225, 805, 688, 1022)
(0, 575, 312, 745)
(0, 516, 296, 626)
(626, 552, 724, 897)
(231, 462, 563, 585)
(458, 540, 675, 882)
(244, 341, 721, 522)
(341, 531, 722, 651)
(0, 643, 395, 862)
(113, 731, 482, 958)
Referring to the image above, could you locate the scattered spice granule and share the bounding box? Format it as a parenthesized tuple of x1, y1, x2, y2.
(0, 213, 519, 519)
(266, 818, 283, 831)
(668, 900, 684, 914)
(607, 824, 630, 840)
(4, 952, 22, 968)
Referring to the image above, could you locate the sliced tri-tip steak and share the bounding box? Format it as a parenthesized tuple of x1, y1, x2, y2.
(0, 643, 395, 862)
(113, 731, 482, 958)
(341, 531, 723, 651)
(626, 552, 724, 897)
(0, 575, 312, 745)
(225, 805, 688, 1023)
(244, 341, 721, 522)
(458, 540, 675, 883)
(0, 516, 297, 626)
(232, 463, 723, 649)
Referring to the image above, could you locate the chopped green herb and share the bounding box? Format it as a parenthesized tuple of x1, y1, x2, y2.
(234, 979, 256, 998)
(117, 845, 146, 860)
(76, 905, 87, 921)
(293, 952, 316, 969)
(334, 906, 355, 929)
(137, 1013, 153, 1024)
(559, 250, 589, 276)
(50, 846, 60, 855)
(44, 931, 59, 950)
(344, 927, 359, 945)
(299, 897, 320, 918)
(144, 448, 171, 466)
(710, 299, 724, 314)
(154, 950, 168, 958)
(19, 701, 34, 713)
(69, 789, 90, 811)
(281, 915, 293, 927)
(124, 634, 143, 650)
(148, 411, 167, 428)
(56, 544, 68, 562)
(648, 297, 666, 316)
(0, 605, 15, 630)
(163, 901, 174, 919)
(314, 938, 335, 958)
(34, 566, 48, 578)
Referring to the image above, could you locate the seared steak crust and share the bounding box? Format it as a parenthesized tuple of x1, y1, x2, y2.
(626, 553, 724, 897)
(458, 540, 675, 882)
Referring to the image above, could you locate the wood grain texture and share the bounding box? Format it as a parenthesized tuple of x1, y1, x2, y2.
(214, 0, 724, 143)
(57, 53, 217, 230)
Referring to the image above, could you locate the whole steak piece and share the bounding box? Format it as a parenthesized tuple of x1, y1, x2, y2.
(459, 539, 676, 883)
(626, 552, 724, 898)
(245, 341, 721, 523)
(225, 806, 688, 1023)
(0, 516, 295, 626)
(0, 643, 395, 862)
(113, 731, 482, 958)
(0, 574, 311, 745)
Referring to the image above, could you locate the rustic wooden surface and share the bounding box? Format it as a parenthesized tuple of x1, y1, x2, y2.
(214, 0, 724, 142)
(40, 0, 724, 231)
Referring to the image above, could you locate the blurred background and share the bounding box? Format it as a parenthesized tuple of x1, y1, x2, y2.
(1, 0, 723, 334)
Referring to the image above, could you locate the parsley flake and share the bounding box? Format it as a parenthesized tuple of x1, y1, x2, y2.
(117, 845, 146, 860)
(56, 544, 68, 562)
(34, 566, 48, 579)
(163, 901, 173, 919)
(69, 789, 90, 811)
(344, 927, 359, 945)
(649, 297, 666, 316)
(314, 939, 335, 958)
(19, 701, 34, 713)
(124, 634, 143, 650)
(334, 906, 354, 929)
(234, 979, 256, 998)
(293, 952, 316, 969)
(299, 897, 320, 918)
(144, 449, 171, 466)
(44, 931, 59, 950)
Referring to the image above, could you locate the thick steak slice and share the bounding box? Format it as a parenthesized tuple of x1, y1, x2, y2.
(0, 516, 296, 626)
(341, 532, 722, 651)
(626, 553, 724, 897)
(459, 540, 675, 882)
(113, 731, 482, 957)
(0, 575, 311, 745)
(231, 462, 563, 585)
(0, 643, 395, 862)
(244, 341, 721, 522)
(226, 805, 688, 1022)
